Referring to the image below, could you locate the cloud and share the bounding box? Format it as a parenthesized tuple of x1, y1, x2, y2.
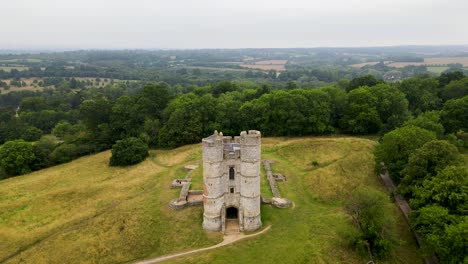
(1, 0, 467, 49)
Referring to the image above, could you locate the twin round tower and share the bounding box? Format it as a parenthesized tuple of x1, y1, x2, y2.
(202, 130, 262, 232)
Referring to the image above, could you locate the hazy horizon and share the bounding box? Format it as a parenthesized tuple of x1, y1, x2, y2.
(2, 0, 467, 50)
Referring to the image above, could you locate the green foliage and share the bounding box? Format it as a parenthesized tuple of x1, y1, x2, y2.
(346, 75, 383, 92)
(439, 76, 468, 101)
(32, 136, 57, 170)
(410, 206, 468, 263)
(410, 205, 453, 239)
(21, 126, 42, 141)
(49, 143, 95, 165)
(342, 84, 409, 134)
(344, 187, 398, 259)
(109, 137, 149, 166)
(403, 111, 444, 137)
(51, 120, 81, 140)
(399, 140, 462, 198)
(79, 98, 112, 132)
(398, 77, 440, 114)
(342, 87, 381, 134)
(135, 82, 170, 119)
(440, 95, 468, 133)
(374, 126, 436, 182)
(0, 140, 36, 176)
(438, 216, 468, 263)
(158, 93, 217, 148)
(438, 71, 464, 88)
(110, 96, 144, 139)
(411, 166, 468, 213)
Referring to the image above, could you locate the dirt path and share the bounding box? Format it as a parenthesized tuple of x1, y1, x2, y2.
(134, 226, 271, 264)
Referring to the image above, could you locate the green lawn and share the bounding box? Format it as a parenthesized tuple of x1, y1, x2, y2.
(0, 137, 423, 263)
(426, 66, 449, 74)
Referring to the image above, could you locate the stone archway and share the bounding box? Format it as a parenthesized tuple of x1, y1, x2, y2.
(225, 207, 239, 233)
(226, 207, 238, 219)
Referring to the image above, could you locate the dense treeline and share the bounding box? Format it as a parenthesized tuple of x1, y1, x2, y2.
(374, 79, 468, 262)
(1, 71, 467, 180)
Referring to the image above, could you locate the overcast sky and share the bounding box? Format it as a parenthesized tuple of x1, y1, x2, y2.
(1, 0, 467, 49)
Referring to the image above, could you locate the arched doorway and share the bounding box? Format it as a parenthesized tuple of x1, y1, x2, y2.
(226, 207, 238, 219)
(225, 207, 239, 233)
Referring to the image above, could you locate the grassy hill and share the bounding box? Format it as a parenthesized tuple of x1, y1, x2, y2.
(0, 137, 422, 264)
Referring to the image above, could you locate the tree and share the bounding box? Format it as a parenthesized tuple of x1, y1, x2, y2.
(439, 77, 468, 102)
(440, 95, 468, 133)
(135, 82, 170, 119)
(346, 75, 383, 92)
(398, 77, 440, 114)
(438, 71, 464, 88)
(368, 84, 410, 131)
(411, 166, 468, 213)
(109, 137, 149, 166)
(21, 126, 42, 141)
(344, 187, 397, 260)
(402, 111, 444, 138)
(32, 136, 57, 170)
(438, 216, 468, 263)
(321, 86, 347, 129)
(79, 98, 112, 132)
(410, 205, 453, 237)
(342, 87, 381, 134)
(0, 140, 36, 177)
(110, 96, 144, 139)
(399, 140, 462, 197)
(374, 126, 436, 182)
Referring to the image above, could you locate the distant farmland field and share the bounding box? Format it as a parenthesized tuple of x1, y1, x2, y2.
(352, 57, 468, 68)
(0, 66, 29, 72)
(240, 60, 287, 71)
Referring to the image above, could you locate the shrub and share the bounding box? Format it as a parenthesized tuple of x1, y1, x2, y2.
(49, 143, 95, 165)
(109, 137, 149, 166)
(0, 140, 36, 176)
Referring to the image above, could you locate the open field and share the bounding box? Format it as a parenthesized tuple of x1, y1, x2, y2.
(352, 57, 468, 68)
(0, 77, 122, 94)
(0, 66, 29, 72)
(0, 137, 422, 264)
(427, 66, 450, 74)
(0, 59, 42, 63)
(0, 78, 43, 94)
(240, 60, 287, 71)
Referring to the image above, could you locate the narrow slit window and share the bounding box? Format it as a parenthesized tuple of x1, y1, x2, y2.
(229, 167, 235, 180)
(230, 187, 234, 194)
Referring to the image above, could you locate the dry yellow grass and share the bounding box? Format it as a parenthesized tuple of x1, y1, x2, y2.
(240, 64, 286, 71)
(0, 136, 422, 264)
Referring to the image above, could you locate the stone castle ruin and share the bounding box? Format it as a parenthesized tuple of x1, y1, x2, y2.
(202, 130, 262, 232)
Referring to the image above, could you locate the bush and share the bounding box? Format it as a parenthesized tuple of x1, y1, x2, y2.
(109, 137, 149, 166)
(21, 126, 42, 141)
(0, 140, 36, 176)
(49, 143, 95, 165)
(344, 187, 398, 260)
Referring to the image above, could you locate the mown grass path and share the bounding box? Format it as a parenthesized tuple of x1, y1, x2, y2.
(134, 226, 271, 264)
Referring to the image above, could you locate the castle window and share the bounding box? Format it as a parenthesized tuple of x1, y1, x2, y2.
(230, 187, 234, 194)
(229, 167, 235, 180)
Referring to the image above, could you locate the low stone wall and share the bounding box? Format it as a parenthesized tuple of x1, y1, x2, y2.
(169, 164, 203, 210)
(262, 160, 291, 208)
(263, 160, 281, 198)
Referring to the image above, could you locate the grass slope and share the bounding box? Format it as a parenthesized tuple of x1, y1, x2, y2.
(0, 137, 422, 263)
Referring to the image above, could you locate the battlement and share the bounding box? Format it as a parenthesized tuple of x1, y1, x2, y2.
(203, 131, 260, 160)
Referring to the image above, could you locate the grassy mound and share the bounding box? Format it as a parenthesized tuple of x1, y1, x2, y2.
(0, 137, 422, 263)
